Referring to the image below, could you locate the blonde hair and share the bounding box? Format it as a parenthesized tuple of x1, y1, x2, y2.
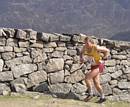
(84, 37, 95, 44)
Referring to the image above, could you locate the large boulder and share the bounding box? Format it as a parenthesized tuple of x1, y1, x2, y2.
(5, 56, 32, 68)
(16, 29, 27, 40)
(100, 73, 111, 84)
(105, 60, 116, 67)
(0, 37, 6, 46)
(28, 70, 47, 85)
(65, 70, 85, 83)
(71, 83, 87, 94)
(48, 83, 72, 98)
(118, 82, 130, 89)
(46, 58, 64, 72)
(33, 82, 49, 93)
(1, 52, 15, 61)
(0, 83, 11, 95)
(0, 71, 13, 81)
(102, 83, 112, 95)
(48, 70, 64, 84)
(111, 70, 122, 79)
(12, 64, 37, 78)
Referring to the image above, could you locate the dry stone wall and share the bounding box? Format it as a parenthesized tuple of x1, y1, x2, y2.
(0, 28, 130, 102)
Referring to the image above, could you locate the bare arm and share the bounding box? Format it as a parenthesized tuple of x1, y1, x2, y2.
(96, 45, 110, 60)
(80, 45, 85, 63)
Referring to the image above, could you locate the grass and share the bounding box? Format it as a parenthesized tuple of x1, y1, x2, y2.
(0, 93, 130, 107)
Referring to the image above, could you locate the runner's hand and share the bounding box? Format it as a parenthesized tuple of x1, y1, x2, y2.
(80, 57, 84, 64)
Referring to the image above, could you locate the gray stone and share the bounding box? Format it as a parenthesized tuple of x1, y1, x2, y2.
(71, 83, 87, 94)
(5, 56, 32, 68)
(48, 83, 72, 97)
(39, 32, 50, 42)
(30, 42, 43, 48)
(64, 64, 70, 71)
(107, 95, 120, 101)
(55, 47, 67, 51)
(123, 67, 130, 74)
(105, 67, 116, 73)
(13, 84, 27, 93)
(65, 70, 85, 83)
(51, 51, 63, 58)
(72, 35, 80, 42)
(13, 47, 26, 53)
(4, 46, 13, 52)
(33, 82, 49, 92)
(119, 94, 130, 102)
(70, 64, 82, 73)
(27, 29, 37, 43)
(16, 53, 23, 57)
(37, 62, 47, 71)
(0, 71, 13, 81)
(112, 55, 127, 60)
(57, 42, 66, 47)
(0, 29, 6, 37)
(109, 80, 118, 87)
(65, 60, 73, 66)
(121, 60, 129, 65)
(59, 34, 71, 42)
(28, 70, 47, 85)
(111, 70, 122, 79)
(12, 64, 37, 78)
(6, 38, 18, 47)
(111, 49, 118, 55)
(25, 79, 34, 88)
(47, 58, 64, 72)
(67, 49, 77, 56)
(105, 60, 116, 67)
(48, 70, 64, 84)
(0, 46, 4, 52)
(16, 29, 27, 40)
(0, 83, 11, 95)
(23, 52, 30, 56)
(43, 42, 57, 48)
(127, 74, 130, 81)
(118, 82, 130, 89)
(11, 78, 26, 85)
(64, 70, 70, 76)
(0, 37, 6, 46)
(49, 33, 59, 41)
(3, 28, 15, 37)
(18, 41, 29, 48)
(73, 55, 80, 64)
(43, 48, 54, 53)
(33, 53, 47, 63)
(30, 48, 47, 63)
(63, 55, 73, 60)
(102, 83, 112, 95)
(113, 88, 122, 95)
(0, 59, 4, 72)
(1, 52, 15, 60)
(116, 41, 130, 49)
(100, 73, 111, 84)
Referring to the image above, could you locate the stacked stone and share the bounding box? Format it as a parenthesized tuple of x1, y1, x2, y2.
(0, 28, 130, 102)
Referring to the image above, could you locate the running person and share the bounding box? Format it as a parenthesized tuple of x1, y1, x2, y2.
(80, 36, 110, 103)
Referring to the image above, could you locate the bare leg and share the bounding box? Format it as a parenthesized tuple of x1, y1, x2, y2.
(93, 73, 104, 99)
(85, 68, 99, 95)
(93, 72, 106, 103)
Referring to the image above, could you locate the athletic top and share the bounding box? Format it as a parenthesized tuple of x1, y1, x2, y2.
(83, 45, 102, 65)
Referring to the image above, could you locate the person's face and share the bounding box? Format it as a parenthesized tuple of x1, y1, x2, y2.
(84, 40, 92, 48)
